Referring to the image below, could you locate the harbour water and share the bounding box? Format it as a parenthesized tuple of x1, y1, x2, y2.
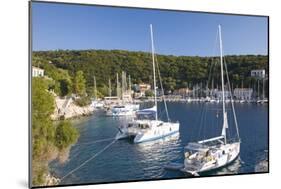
(50, 102, 269, 185)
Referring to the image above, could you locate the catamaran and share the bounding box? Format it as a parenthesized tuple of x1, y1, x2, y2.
(181, 25, 241, 176)
(115, 24, 180, 143)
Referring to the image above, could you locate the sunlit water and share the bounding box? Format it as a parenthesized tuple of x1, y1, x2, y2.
(49, 102, 268, 185)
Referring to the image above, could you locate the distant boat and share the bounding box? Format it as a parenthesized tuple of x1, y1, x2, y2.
(181, 25, 241, 176)
(106, 104, 139, 117)
(257, 78, 268, 104)
(115, 24, 180, 143)
(106, 72, 139, 116)
(91, 100, 104, 109)
(91, 76, 104, 109)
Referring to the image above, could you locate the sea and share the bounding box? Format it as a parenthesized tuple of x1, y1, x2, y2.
(49, 102, 269, 185)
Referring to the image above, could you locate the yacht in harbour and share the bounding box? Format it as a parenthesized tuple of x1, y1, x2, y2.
(115, 24, 180, 143)
(180, 25, 241, 176)
(106, 72, 140, 117)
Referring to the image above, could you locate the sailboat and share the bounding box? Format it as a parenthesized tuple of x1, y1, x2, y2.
(106, 72, 140, 116)
(257, 78, 268, 104)
(115, 24, 180, 143)
(181, 25, 241, 175)
(91, 76, 104, 109)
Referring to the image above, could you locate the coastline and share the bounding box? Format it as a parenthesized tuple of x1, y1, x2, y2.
(51, 97, 94, 120)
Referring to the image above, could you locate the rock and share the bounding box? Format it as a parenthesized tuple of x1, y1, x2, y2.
(51, 97, 94, 120)
(255, 159, 269, 172)
(42, 173, 60, 186)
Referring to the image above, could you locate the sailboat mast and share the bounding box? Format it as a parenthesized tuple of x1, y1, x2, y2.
(128, 75, 132, 99)
(219, 25, 225, 115)
(257, 79, 260, 100)
(116, 73, 120, 99)
(94, 76, 97, 100)
(262, 78, 265, 100)
(150, 24, 158, 121)
(219, 25, 227, 144)
(108, 78, 111, 97)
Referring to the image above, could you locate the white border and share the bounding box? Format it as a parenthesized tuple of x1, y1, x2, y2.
(0, 0, 279, 189)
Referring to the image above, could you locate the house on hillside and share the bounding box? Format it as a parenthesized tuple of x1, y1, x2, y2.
(32, 66, 44, 77)
(234, 88, 253, 100)
(251, 69, 266, 79)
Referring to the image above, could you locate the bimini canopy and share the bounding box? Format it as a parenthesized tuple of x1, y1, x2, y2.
(136, 106, 157, 120)
(184, 142, 209, 152)
(137, 106, 157, 115)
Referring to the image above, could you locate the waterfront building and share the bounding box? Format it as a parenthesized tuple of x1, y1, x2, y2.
(213, 90, 232, 100)
(251, 69, 266, 79)
(233, 88, 253, 100)
(133, 83, 151, 97)
(173, 88, 191, 96)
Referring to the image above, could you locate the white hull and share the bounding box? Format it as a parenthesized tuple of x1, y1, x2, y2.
(116, 120, 179, 143)
(106, 110, 136, 117)
(106, 104, 139, 117)
(91, 101, 104, 109)
(182, 142, 240, 175)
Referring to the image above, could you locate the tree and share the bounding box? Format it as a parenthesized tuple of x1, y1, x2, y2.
(55, 121, 79, 150)
(32, 78, 56, 185)
(33, 50, 268, 96)
(145, 90, 154, 97)
(32, 77, 79, 186)
(73, 70, 86, 96)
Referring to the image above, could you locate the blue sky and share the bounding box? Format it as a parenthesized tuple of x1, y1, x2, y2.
(32, 2, 268, 56)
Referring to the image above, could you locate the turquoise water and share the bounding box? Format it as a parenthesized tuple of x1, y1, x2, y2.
(50, 102, 269, 185)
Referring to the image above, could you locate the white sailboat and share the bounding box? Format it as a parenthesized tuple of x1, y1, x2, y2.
(91, 76, 104, 109)
(115, 24, 180, 143)
(181, 25, 241, 175)
(106, 72, 140, 116)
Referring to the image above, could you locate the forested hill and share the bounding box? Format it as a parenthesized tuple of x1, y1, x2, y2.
(32, 49, 268, 96)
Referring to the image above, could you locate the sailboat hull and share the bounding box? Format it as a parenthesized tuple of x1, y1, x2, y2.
(182, 142, 240, 175)
(134, 123, 179, 143)
(115, 121, 180, 143)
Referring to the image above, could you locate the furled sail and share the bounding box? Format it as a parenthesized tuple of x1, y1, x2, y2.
(221, 112, 228, 137)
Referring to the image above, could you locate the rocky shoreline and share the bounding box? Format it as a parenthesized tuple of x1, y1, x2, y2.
(42, 173, 61, 186)
(51, 97, 93, 120)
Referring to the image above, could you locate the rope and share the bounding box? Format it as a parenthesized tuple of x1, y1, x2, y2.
(60, 139, 117, 181)
(75, 137, 116, 146)
(223, 56, 240, 141)
(155, 55, 170, 122)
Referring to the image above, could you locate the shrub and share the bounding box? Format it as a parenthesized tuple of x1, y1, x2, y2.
(55, 121, 79, 150)
(74, 96, 91, 107)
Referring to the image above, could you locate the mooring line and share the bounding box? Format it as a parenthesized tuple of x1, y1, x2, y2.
(75, 137, 116, 146)
(67, 138, 116, 162)
(60, 139, 117, 181)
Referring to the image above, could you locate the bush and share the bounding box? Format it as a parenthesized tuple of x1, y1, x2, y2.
(54, 121, 79, 150)
(145, 90, 154, 97)
(74, 96, 91, 107)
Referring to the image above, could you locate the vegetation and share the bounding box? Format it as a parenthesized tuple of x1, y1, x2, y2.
(32, 77, 79, 186)
(33, 50, 268, 96)
(74, 96, 92, 107)
(73, 70, 86, 96)
(55, 121, 79, 150)
(145, 90, 154, 97)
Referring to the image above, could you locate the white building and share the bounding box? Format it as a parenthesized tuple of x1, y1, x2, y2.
(213, 90, 232, 100)
(251, 69, 265, 79)
(233, 88, 253, 100)
(32, 66, 44, 77)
